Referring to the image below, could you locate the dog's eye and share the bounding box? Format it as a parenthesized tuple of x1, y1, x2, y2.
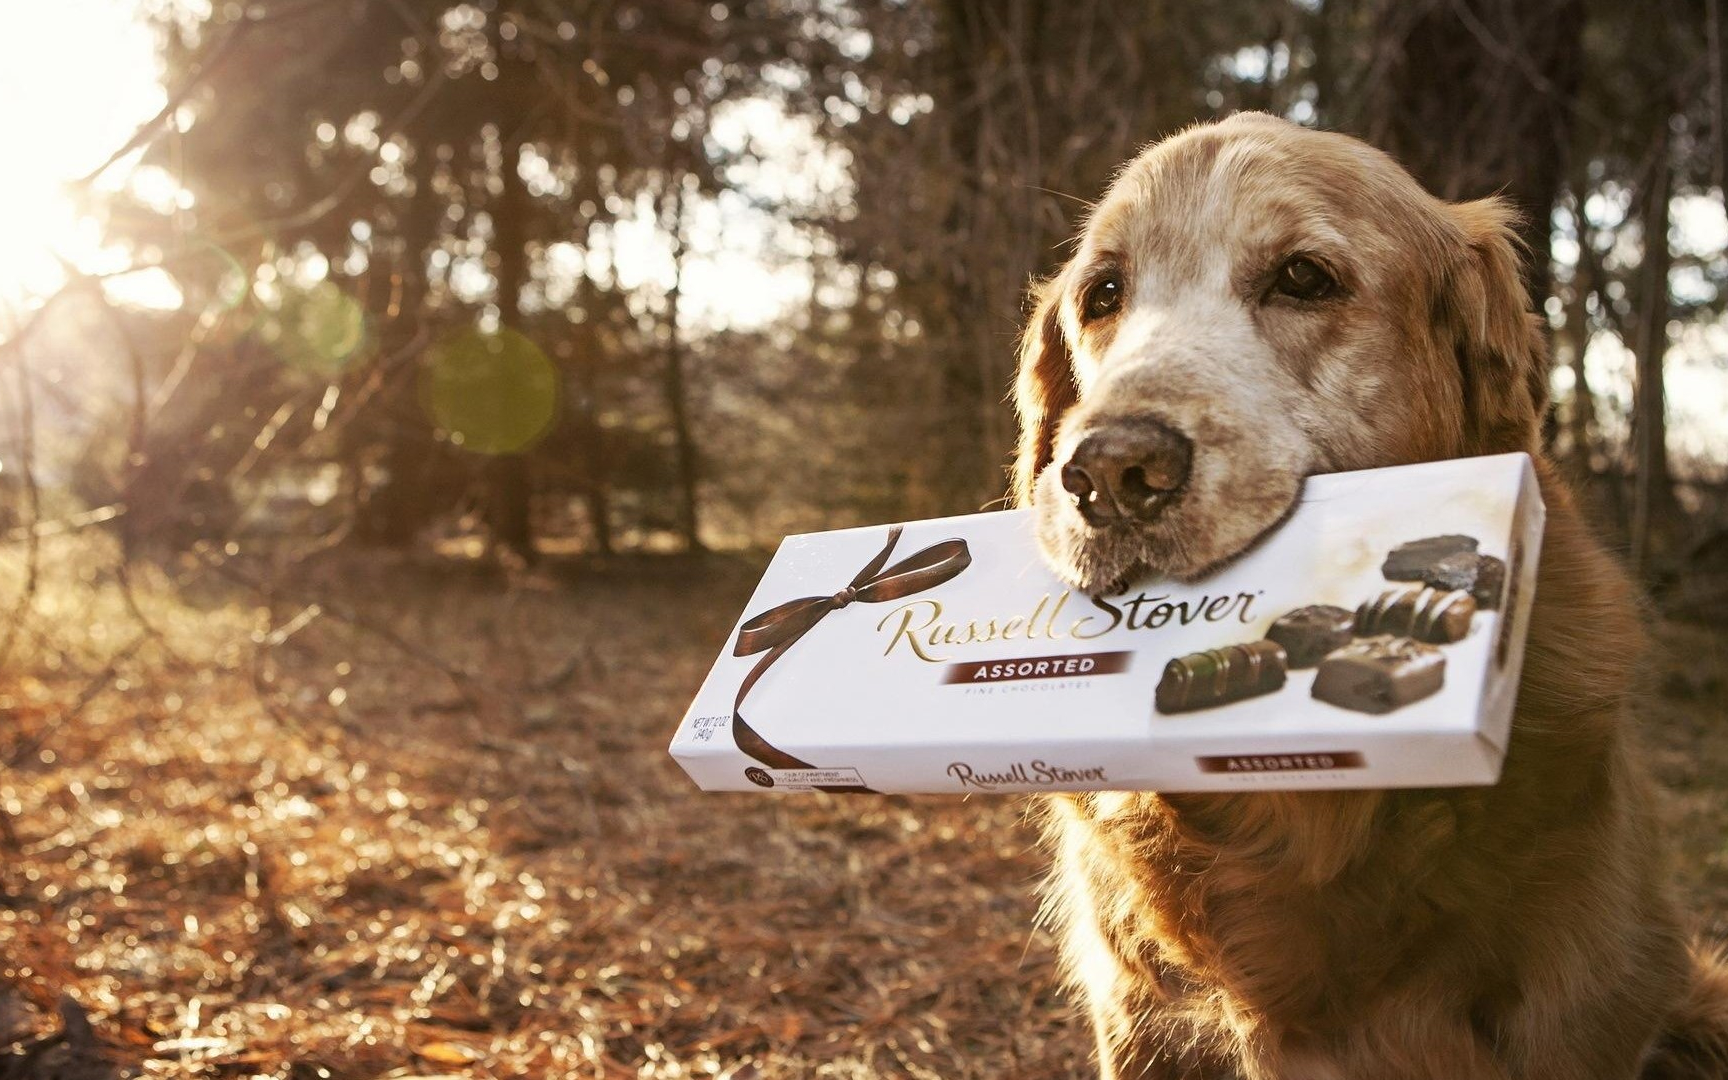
(1081, 274, 1124, 322)
(1271, 257, 1337, 302)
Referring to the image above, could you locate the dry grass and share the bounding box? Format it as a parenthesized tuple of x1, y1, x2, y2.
(1643, 618, 1728, 926)
(1, 536, 1725, 1079)
(0, 538, 1083, 1079)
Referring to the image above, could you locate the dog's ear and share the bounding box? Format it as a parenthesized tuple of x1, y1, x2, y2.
(1443, 197, 1549, 454)
(1010, 276, 1078, 507)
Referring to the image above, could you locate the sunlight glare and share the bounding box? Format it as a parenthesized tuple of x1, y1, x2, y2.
(0, 0, 177, 317)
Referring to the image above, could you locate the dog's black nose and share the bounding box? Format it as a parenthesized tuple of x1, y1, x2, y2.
(1060, 419, 1192, 526)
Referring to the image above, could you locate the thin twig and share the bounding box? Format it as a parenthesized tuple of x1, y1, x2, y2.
(4, 636, 144, 770)
(204, 70, 451, 247)
(0, 504, 126, 544)
(196, 550, 483, 713)
(0, 330, 43, 671)
(1709, 0, 1726, 195)
(71, 15, 257, 188)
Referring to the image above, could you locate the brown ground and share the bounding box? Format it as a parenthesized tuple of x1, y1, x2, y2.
(1, 538, 1725, 1079)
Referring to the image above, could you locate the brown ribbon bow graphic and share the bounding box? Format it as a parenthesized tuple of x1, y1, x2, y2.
(731, 524, 971, 793)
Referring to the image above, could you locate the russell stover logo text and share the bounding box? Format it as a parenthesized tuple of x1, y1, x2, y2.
(947, 759, 1108, 789)
(877, 588, 1261, 663)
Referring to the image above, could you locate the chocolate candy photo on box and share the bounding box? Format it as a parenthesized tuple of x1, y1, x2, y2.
(1265, 605, 1355, 668)
(1156, 553, 1492, 719)
(1382, 534, 1478, 580)
(1312, 636, 1447, 714)
(1154, 641, 1288, 714)
(1423, 552, 1508, 609)
(1354, 586, 1476, 644)
(1384, 533, 1509, 609)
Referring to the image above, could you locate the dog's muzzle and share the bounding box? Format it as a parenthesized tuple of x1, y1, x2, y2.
(1058, 416, 1192, 527)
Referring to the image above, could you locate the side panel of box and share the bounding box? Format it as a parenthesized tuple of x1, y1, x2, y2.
(672, 728, 1505, 794)
(1473, 458, 1547, 758)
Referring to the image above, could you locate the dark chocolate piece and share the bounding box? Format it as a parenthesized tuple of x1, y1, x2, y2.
(1423, 552, 1480, 594)
(1312, 636, 1445, 714)
(1266, 605, 1356, 668)
(1472, 555, 1507, 610)
(1156, 640, 1287, 714)
(1382, 534, 1479, 581)
(1355, 586, 1476, 644)
(1420, 552, 1508, 610)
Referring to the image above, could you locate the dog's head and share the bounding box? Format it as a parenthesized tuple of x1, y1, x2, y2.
(1012, 113, 1549, 592)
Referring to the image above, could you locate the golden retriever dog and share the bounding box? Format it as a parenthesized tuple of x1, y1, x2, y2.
(1010, 112, 1728, 1079)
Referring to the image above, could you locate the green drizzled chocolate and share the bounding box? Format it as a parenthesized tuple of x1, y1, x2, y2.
(1155, 640, 1288, 714)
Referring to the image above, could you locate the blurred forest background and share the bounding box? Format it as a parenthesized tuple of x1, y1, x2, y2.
(3, 0, 1727, 568)
(2, 1, 1727, 1078)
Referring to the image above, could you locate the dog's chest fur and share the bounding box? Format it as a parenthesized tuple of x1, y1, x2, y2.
(1036, 470, 1680, 1075)
(1046, 785, 1484, 1029)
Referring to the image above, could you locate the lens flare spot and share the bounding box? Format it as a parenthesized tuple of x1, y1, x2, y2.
(422, 326, 558, 455)
(258, 282, 369, 376)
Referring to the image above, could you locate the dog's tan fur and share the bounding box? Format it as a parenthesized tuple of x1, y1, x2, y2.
(1010, 114, 1728, 1079)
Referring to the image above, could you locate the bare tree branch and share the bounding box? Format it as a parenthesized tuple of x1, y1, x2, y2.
(0, 331, 43, 671)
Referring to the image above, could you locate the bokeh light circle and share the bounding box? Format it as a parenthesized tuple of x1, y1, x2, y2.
(422, 326, 559, 455)
(258, 281, 370, 376)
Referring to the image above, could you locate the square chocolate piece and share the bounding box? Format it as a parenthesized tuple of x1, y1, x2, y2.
(1421, 552, 1508, 610)
(1471, 555, 1507, 610)
(1423, 552, 1480, 594)
(1312, 636, 1445, 714)
(1266, 605, 1356, 668)
(1382, 534, 1479, 581)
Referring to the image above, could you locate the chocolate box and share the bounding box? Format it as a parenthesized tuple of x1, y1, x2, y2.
(669, 453, 1544, 794)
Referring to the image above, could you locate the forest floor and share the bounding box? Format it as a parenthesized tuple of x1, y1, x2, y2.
(1, 538, 1726, 1079)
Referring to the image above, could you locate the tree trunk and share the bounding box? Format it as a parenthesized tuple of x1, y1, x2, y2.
(480, 27, 539, 566)
(1630, 131, 1678, 576)
(663, 185, 703, 552)
(577, 385, 613, 556)
(484, 134, 537, 564)
(1362, 0, 1584, 305)
(1562, 243, 1599, 473)
(354, 141, 445, 548)
(570, 261, 614, 556)
(929, 0, 1008, 513)
(1561, 175, 1599, 480)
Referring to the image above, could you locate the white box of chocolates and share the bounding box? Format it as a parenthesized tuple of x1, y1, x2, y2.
(669, 453, 1544, 794)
